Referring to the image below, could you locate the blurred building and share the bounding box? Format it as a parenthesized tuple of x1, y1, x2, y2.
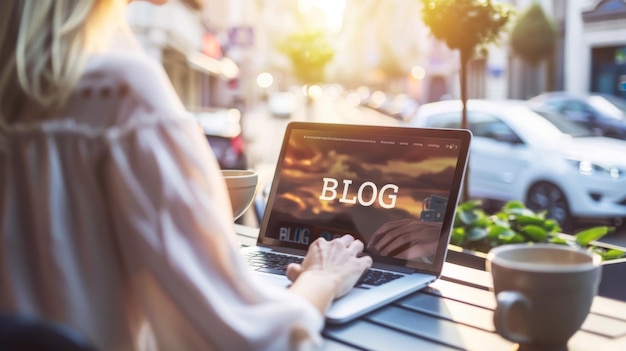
(565, 0, 626, 98)
(509, 0, 626, 99)
(426, 0, 626, 101)
(243, 0, 433, 102)
(126, 0, 240, 110)
(504, 0, 559, 100)
(125, 0, 626, 111)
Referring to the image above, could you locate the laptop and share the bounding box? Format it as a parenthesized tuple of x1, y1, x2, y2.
(241, 121, 471, 324)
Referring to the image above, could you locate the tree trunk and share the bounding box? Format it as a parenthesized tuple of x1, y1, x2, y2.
(305, 94, 313, 120)
(459, 48, 470, 203)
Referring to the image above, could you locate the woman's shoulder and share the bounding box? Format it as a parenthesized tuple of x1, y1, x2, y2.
(81, 51, 185, 116)
(83, 51, 163, 86)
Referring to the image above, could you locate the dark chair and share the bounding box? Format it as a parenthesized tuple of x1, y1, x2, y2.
(0, 314, 98, 351)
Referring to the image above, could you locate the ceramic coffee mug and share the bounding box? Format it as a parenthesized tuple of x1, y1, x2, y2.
(487, 244, 601, 350)
(221, 169, 258, 220)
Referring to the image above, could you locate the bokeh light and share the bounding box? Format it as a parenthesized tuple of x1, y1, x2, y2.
(256, 72, 274, 89)
(411, 66, 426, 80)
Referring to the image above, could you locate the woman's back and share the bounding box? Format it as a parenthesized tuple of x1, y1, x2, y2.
(0, 50, 226, 350)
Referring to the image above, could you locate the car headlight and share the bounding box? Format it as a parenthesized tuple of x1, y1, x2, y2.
(567, 159, 623, 179)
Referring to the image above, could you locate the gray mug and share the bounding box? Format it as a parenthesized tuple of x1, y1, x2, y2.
(486, 244, 601, 350)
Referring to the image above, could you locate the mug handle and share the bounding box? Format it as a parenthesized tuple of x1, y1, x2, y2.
(494, 291, 532, 344)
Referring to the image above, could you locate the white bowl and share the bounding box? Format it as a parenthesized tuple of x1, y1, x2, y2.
(222, 169, 258, 220)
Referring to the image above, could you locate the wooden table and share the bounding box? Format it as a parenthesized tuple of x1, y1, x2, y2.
(234, 225, 626, 351)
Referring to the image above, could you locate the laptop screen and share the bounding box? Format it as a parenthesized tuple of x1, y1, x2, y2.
(258, 122, 471, 273)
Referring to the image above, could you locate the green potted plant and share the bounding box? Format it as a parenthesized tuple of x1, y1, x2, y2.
(447, 200, 626, 301)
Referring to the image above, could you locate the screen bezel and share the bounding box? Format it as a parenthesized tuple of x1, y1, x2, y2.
(257, 121, 472, 276)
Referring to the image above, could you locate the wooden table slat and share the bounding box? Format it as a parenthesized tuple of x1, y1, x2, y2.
(323, 320, 458, 351)
(441, 262, 493, 289)
(427, 279, 497, 310)
(365, 305, 514, 351)
(429, 278, 625, 339)
(396, 292, 495, 332)
(582, 313, 626, 338)
(590, 295, 626, 321)
(320, 338, 361, 351)
(599, 335, 626, 351)
(567, 328, 622, 351)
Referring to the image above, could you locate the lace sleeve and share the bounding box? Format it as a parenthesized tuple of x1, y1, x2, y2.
(102, 116, 323, 350)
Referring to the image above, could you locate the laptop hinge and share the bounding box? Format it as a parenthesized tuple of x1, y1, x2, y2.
(371, 261, 415, 274)
(266, 246, 308, 256)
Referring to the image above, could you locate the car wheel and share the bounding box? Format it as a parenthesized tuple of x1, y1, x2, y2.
(526, 182, 573, 229)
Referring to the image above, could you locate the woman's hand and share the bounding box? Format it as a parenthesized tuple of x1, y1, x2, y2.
(286, 235, 372, 300)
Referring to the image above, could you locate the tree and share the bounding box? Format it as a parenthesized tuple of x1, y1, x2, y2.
(510, 2, 558, 94)
(278, 30, 334, 85)
(278, 29, 334, 118)
(510, 2, 557, 66)
(420, 0, 512, 201)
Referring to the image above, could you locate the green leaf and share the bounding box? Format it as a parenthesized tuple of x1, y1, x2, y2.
(495, 228, 517, 241)
(467, 227, 488, 242)
(494, 212, 509, 221)
(548, 237, 568, 245)
(457, 209, 480, 226)
(474, 216, 492, 228)
(458, 200, 481, 211)
(514, 215, 547, 227)
(575, 226, 614, 246)
(600, 249, 626, 261)
(543, 219, 561, 233)
(451, 228, 466, 246)
(501, 233, 526, 244)
(505, 207, 537, 217)
(521, 225, 548, 242)
(503, 200, 526, 210)
(487, 225, 507, 240)
(489, 215, 509, 227)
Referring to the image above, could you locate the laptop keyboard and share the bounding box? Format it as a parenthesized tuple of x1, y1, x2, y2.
(244, 251, 403, 288)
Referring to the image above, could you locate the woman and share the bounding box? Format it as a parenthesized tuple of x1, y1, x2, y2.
(0, 1, 372, 350)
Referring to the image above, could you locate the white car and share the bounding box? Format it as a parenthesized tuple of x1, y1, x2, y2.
(405, 99, 626, 229)
(267, 91, 297, 118)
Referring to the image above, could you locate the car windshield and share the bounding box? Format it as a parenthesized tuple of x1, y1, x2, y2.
(588, 95, 626, 120)
(534, 110, 595, 137)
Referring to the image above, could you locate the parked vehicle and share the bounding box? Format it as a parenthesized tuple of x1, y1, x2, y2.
(190, 108, 248, 170)
(528, 91, 626, 139)
(267, 91, 297, 118)
(379, 93, 420, 121)
(405, 99, 626, 229)
(351, 87, 420, 121)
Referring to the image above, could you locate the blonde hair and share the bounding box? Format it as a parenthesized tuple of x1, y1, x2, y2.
(0, 0, 124, 125)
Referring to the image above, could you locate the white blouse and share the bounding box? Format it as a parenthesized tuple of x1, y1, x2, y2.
(0, 46, 322, 350)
